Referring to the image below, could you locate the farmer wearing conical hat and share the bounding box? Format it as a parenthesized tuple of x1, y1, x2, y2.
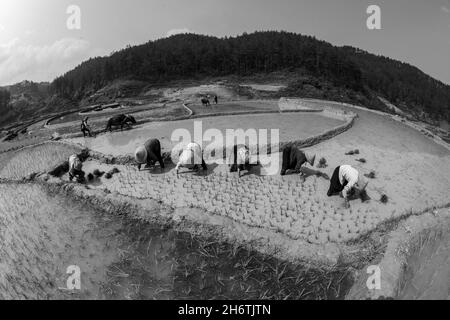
(327, 164, 369, 208)
(280, 145, 316, 176)
(135, 138, 165, 172)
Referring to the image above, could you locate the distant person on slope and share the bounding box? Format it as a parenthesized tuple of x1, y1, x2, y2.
(214, 95, 218, 104)
(327, 164, 369, 208)
(81, 117, 93, 137)
(68, 154, 85, 183)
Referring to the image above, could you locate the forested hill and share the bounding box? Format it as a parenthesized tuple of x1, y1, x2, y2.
(50, 31, 450, 121)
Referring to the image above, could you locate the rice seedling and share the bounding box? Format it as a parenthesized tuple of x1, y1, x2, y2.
(345, 149, 360, 156)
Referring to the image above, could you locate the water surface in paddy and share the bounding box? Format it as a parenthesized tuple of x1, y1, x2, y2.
(71, 112, 343, 156)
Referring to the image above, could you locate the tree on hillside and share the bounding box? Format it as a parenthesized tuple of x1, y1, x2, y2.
(0, 88, 11, 110)
(49, 31, 450, 121)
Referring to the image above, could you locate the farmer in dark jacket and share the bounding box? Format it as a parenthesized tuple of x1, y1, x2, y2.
(80, 117, 92, 137)
(280, 146, 316, 176)
(134, 138, 165, 171)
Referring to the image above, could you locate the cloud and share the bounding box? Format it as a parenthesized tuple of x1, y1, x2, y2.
(442, 6, 450, 13)
(166, 28, 192, 37)
(0, 38, 100, 86)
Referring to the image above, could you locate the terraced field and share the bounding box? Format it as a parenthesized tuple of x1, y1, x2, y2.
(1, 97, 449, 300)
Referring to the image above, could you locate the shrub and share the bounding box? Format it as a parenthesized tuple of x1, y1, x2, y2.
(380, 194, 388, 204)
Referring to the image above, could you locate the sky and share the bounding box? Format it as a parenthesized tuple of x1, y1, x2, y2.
(0, 0, 449, 86)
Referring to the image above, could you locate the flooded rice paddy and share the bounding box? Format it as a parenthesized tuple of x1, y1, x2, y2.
(0, 182, 352, 300)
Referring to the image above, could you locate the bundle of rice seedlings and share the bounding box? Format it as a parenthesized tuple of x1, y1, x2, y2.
(364, 171, 376, 179)
(93, 169, 105, 177)
(110, 167, 120, 174)
(104, 167, 120, 179)
(380, 194, 388, 204)
(359, 189, 370, 202)
(317, 157, 328, 168)
(345, 149, 360, 156)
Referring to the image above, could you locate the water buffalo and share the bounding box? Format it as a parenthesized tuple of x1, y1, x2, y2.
(135, 138, 165, 172)
(281, 146, 316, 176)
(229, 144, 252, 178)
(201, 98, 210, 107)
(175, 142, 207, 177)
(106, 114, 137, 132)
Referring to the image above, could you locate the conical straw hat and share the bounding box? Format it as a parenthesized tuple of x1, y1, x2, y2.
(134, 146, 147, 164)
(306, 153, 316, 166)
